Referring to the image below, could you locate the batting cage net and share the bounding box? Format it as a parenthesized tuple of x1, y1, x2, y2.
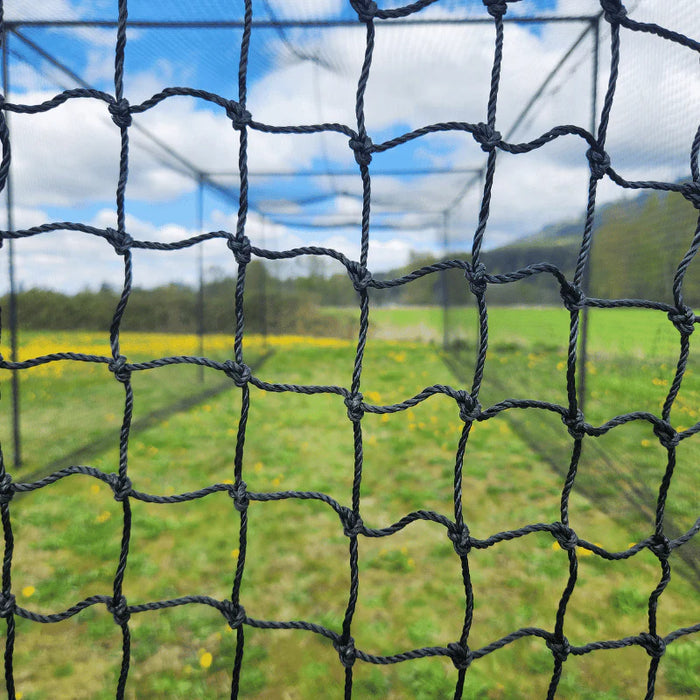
(0, 1, 698, 698)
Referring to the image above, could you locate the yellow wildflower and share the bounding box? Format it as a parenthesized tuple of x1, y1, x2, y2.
(96, 511, 111, 524)
(21, 586, 35, 598)
(199, 651, 213, 669)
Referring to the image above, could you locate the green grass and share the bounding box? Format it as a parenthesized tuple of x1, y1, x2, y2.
(1, 310, 698, 699)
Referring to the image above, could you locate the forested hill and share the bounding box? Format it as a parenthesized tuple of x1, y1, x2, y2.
(392, 185, 700, 307)
(3, 186, 699, 332)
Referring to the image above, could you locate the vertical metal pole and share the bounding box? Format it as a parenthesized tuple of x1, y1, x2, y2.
(578, 17, 600, 415)
(197, 174, 205, 382)
(2, 29, 20, 469)
(441, 211, 449, 351)
(260, 218, 268, 344)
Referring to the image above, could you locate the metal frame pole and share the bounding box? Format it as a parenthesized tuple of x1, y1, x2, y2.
(2, 27, 20, 469)
(197, 174, 205, 382)
(441, 211, 449, 351)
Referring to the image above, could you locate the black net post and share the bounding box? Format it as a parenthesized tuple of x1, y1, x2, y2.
(197, 173, 205, 383)
(441, 211, 450, 350)
(1, 24, 19, 470)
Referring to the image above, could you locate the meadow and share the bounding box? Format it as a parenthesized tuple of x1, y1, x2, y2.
(0, 306, 698, 699)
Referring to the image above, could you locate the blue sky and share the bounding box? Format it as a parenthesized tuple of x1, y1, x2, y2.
(1, 0, 698, 292)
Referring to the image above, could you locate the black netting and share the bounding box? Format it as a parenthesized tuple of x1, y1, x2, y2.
(0, 1, 698, 699)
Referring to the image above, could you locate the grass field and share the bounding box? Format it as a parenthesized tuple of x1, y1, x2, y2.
(0, 307, 698, 699)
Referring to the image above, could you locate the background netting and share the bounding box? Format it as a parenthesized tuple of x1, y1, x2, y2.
(0, 1, 699, 698)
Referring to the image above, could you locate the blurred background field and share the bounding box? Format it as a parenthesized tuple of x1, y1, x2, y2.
(1, 306, 698, 699)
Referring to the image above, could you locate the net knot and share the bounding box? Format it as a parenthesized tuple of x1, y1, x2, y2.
(109, 355, 131, 383)
(546, 636, 571, 663)
(220, 599, 246, 629)
(230, 480, 249, 512)
(106, 473, 132, 501)
(455, 391, 481, 423)
(559, 282, 586, 312)
(680, 182, 700, 209)
(473, 122, 501, 152)
(0, 591, 15, 618)
(448, 522, 472, 557)
(0, 472, 14, 505)
(225, 100, 252, 130)
(333, 636, 357, 667)
(346, 261, 372, 292)
(561, 409, 586, 440)
(349, 134, 373, 167)
(648, 533, 671, 560)
(652, 420, 678, 449)
(338, 506, 364, 538)
(586, 147, 610, 180)
(350, 0, 378, 22)
(600, 0, 628, 23)
(107, 595, 130, 626)
(223, 360, 252, 387)
(228, 235, 251, 265)
(667, 305, 695, 335)
(344, 392, 364, 422)
(638, 632, 666, 659)
(106, 228, 133, 256)
(447, 642, 473, 670)
(551, 522, 578, 551)
(466, 262, 487, 297)
(483, 0, 509, 20)
(108, 98, 132, 128)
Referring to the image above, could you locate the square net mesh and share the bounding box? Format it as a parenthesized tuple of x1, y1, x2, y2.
(0, 1, 698, 698)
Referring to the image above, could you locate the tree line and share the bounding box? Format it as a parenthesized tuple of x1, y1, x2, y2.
(3, 187, 698, 333)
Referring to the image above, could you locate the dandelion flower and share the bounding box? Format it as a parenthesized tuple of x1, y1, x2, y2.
(96, 511, 111, 524)
(199, 651, 213, 669)
(21, 586, 35, 598)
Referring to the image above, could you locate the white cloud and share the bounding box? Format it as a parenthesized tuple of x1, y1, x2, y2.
(4, 0, 80, 21)
(3, 0, 699, 292)
(264, 0, 344, 21)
